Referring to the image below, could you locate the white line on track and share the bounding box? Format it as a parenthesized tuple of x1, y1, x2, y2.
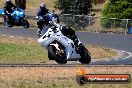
(1, 35, 6, 37)
(9, 36, 15, 38)
(1, 35, 34, 40)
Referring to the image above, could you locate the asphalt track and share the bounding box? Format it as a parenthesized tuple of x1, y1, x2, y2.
(0, 26, 132, 65)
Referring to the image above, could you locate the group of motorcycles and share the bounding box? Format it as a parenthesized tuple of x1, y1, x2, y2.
(2, 8, 91, 64)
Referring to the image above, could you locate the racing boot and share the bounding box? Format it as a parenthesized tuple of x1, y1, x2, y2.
(71, 35, 83, 53)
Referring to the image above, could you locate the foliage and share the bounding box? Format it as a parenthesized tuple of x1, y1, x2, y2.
(101, 0, 132, 28)
(55, 0, 93, 15)
(102, 0, 132, 18)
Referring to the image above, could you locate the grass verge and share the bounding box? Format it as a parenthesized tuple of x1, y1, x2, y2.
(0, 43, 47, 63)
(0, 36, 117, 63)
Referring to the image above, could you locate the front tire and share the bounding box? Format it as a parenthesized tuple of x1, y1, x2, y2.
(20, 18, 29, 28)
(48, 44, 67, 64)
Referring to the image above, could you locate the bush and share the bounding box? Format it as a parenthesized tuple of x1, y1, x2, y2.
(55, 0, 93, 15)
(101, 0, 132, 28)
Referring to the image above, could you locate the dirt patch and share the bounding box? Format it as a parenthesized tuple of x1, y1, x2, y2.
(1, 67, 131, 88)
(87, 45, 117, 59)
(0, 36, 38, 45)
(0, 67, 131, 81)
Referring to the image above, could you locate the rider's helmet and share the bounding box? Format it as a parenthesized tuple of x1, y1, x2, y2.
(40, 3, 46, 10)
(6, 0, 11, 3)
(6, 0, 11, 4)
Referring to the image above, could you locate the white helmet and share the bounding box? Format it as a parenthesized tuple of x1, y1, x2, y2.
(40, 3, 46, 8)
(6, 0, 11, 2)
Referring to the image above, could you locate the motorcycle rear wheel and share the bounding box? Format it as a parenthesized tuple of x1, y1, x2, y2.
(78, 45, 91, 64)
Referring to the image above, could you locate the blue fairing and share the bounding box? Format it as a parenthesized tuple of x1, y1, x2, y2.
(11, 8, 25, 20)
(0, 8, 5, 15)
(47, 12, 57, 21)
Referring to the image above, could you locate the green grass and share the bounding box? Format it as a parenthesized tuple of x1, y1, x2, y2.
(0, 42, 117, 63)
(0, 43, 48, 63)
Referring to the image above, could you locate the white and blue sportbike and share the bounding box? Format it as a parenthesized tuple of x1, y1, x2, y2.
(38, 13, 91, 64)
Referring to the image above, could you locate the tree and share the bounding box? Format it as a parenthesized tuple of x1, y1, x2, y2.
(55, 0, 93, 15)
(102, 0, 132, 19)
(101, 0, 132, 28)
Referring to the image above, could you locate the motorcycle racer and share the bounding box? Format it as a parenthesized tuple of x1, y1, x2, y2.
(36, 3, 49, 36)
(4, 0, 16, 24)
(36, 3, 80, 50)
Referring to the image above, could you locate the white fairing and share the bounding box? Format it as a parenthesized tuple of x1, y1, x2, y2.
(38, 25, 81, 60)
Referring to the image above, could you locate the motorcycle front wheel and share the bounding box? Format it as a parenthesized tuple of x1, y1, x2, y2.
(20, 18, 29, 28)
(48, 43, 67, 64)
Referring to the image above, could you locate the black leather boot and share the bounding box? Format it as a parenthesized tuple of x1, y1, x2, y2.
(71, 35, 83, 53)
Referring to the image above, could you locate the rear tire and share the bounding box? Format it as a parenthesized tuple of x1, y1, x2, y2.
(48, 45, 67, 64)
